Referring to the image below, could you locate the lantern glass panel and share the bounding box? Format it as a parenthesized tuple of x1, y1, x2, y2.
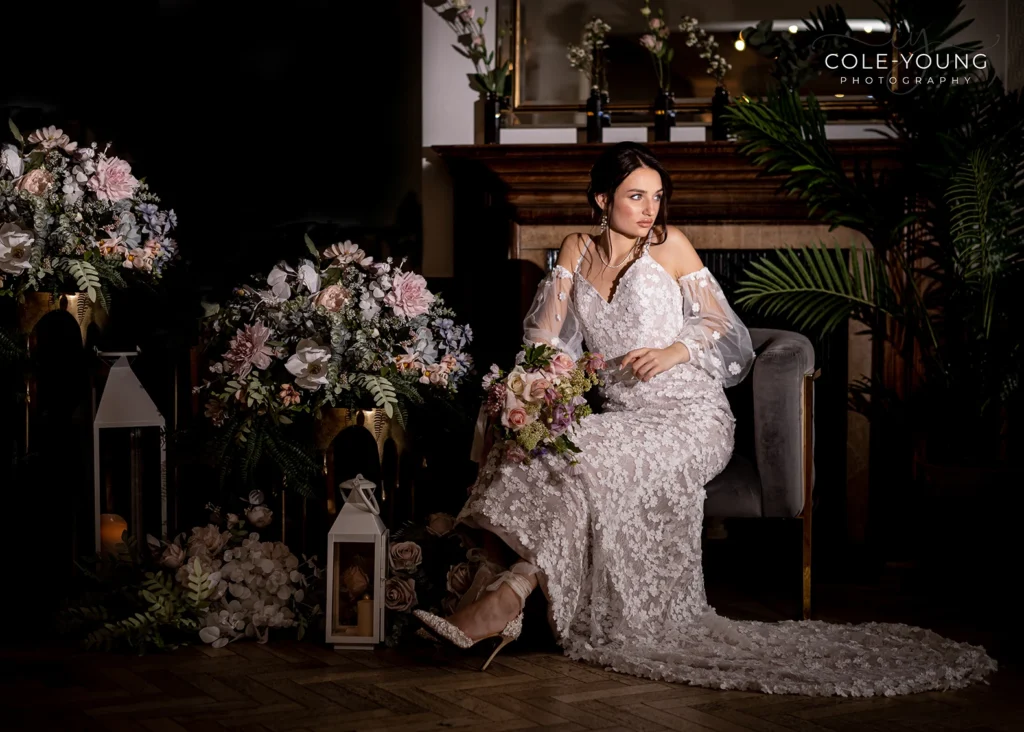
(331, 541, 378, 638)
(96, 426, 165, 547)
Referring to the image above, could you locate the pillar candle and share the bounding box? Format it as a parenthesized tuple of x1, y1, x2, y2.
(356, 594, 374, 636)
(100, 513, 128, 556)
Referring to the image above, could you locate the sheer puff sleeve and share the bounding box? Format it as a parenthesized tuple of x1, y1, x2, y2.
(675, 267, 755, 388)
(470, 261, 584, 464)
(521, 264, 584, 360)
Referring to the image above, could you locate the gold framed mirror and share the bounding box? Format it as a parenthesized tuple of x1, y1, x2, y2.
(496, 0, 889, 126)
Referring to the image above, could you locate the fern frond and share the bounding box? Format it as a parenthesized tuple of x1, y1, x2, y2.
(59, 258, 103, 304)
(358, 374, 399, 418)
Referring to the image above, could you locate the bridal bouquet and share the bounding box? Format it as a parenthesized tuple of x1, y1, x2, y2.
(482, 343, 605, 467)
(0, 121, 178, 305)
(198, 237, 473, 492)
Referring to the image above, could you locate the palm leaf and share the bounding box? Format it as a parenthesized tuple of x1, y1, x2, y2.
(734, 242, 896, 335)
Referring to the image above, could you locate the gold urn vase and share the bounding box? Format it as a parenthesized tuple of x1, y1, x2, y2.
(314, 407, 413, 527)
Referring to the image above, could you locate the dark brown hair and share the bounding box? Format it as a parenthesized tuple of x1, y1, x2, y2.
(586, 142, 673, 244)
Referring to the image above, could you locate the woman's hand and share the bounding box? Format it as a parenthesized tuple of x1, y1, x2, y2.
(619, 343, 690, 382)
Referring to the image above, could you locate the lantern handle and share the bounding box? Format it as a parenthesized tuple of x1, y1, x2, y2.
(339, 473, 380, 515)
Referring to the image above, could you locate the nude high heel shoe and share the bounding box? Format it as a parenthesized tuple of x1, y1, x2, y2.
(413, 563, 536, 671)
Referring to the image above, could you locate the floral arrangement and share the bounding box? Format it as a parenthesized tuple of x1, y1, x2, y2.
(376, 511, 502, 647)
(482, 343, 604, 468)
(640, 0, 674, 92)
(0, 120, 178, 306)
(61, 491, 322, 654)
(567, 17, 612, 92)
(198, 236, 473, 494)
(678, 16, 732, 85)
(426, 0, 511, 96)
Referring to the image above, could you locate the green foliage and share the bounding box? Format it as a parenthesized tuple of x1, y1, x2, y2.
(358, 374, 401, 423)
(724, 2, 1024, 454)
(0, 327, 22, 364)
(211, 413, 320, 499)
(59, 550, 210, 654)
(59, 258, 102, 306)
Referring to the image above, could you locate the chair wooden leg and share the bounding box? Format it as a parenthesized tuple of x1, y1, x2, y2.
(802, 507, 812, 619)
(800, 369, 819, 620)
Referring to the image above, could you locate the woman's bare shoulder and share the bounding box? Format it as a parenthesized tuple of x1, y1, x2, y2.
(653, 225, 704, 278)
(555, 232, 592, 271)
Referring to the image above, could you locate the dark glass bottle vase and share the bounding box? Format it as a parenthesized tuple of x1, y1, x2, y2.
(711, 85, 729, 141)
(653, 89, 675, 142)
(483, 92, 502, 145)
(586, 88, 605, 142)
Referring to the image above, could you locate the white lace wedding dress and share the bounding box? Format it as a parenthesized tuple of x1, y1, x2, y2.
(456, 233, 997, 696)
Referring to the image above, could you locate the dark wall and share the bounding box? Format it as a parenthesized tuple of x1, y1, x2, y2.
(2, 0, 423, 296)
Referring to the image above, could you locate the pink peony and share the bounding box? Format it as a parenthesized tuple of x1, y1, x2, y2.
(384, 271, 435, 318)
(223, 321, 275, 377)
(86, 156, 139, 201)
(313, 284, 350, 312)
(15, 169, 54, 196)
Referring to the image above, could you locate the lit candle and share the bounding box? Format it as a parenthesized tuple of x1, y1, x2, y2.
(100, 513, 128, 557)
(356, 594, 374, 636)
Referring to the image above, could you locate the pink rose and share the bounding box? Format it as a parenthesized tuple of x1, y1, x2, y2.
(389, 541, 423, 571)
(446, 562, 473, 595)
(526, 375, 553, 402)
(15, 169, 54, 196)
(86, 156, 139, 201)
(313, 284, 350, 312)
(426, 513, 456, 537)
(503, 406, 530, 430)
(384, 576, 417, 611)
(650, 18, 663, 29)
(343, 565, 369, 596)
(549, 353, 576, 376)
(384, 270, 435, 318)
(640, 34, 657, 50)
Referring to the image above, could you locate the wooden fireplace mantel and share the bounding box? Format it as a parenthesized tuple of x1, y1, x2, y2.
(432, 140, 903, 231)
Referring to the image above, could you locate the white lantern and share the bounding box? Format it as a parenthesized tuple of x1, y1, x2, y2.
(326, 473, 388, 648)
(92, 351, 167, 556)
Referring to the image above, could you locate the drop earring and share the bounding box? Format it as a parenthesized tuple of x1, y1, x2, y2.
(599, 211, 608, 232)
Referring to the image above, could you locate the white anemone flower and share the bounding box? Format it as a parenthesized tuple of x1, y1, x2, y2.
(285, 338, 331, 390)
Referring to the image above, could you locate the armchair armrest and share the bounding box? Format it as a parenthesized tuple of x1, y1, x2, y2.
(749, 328, 816, 518)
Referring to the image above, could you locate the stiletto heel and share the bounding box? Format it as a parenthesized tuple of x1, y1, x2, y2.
(412, 562, 536, 668)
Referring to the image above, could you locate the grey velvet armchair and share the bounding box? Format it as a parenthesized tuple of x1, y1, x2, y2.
(704, 328, 819, 619)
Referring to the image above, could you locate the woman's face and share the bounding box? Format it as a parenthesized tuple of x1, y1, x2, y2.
(598, 166, 663, 239)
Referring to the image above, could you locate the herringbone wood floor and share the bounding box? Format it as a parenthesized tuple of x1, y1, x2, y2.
(3, 633, 1020, 732)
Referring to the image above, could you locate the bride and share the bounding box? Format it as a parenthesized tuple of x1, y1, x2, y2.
(415, 141, 997, 696)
